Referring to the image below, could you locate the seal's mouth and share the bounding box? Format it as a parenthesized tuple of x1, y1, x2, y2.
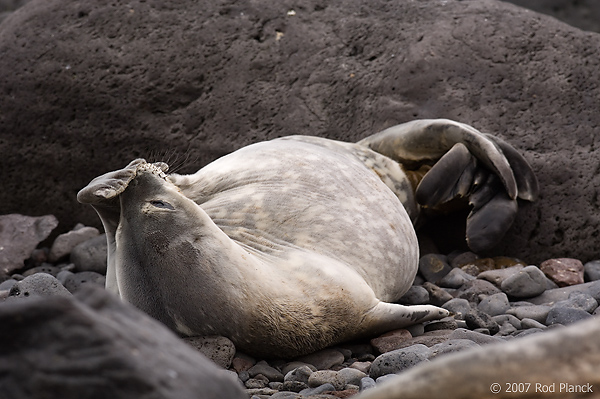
(135, 161, 170, 180)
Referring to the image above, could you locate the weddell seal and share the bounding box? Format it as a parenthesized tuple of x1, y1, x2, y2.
(78, 119, 538, 358)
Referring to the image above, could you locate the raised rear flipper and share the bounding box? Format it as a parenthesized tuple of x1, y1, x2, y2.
(359, 119, 538, 252)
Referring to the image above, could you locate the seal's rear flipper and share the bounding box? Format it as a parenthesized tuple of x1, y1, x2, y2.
(360, 302, 449, 337)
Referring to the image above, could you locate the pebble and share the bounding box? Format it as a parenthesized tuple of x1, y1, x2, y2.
(520, 318, 547, 329)
(424, 317, 458, 332)
(442, 298, 472, 319)
(284, 366, 313, 385)
(62, 271, 106, 293)
(297, 349, 345, 370)
(271, 392, 303, 399)
(477, 265, 524, 286)
(448, 251, 478, 268)
(348, 361, 371, 374)
(430, 339, 479, 358)
(370, 329, 412, 354)
(492, 314, 522, 329)
(70, 234, 108, 274)
(583, 260, 600, 281)
(359, 377, 376, 391)
(299, 383, 336, 396)
(337, 368, 367, 386)
(506, 305, 552, 324)
(418, 254, 452, 283)
(232, 353, 256, 372)
(455, 279, 502, 303)
(368, 344, 431, 379)
(422, 282, 453, 306)
(248, 360, 284, 382)
(464, 310, 500, 335)
(437, 267, 476, 289)
(398, 285, 429, 305)
(48, 225, 100, 262)
(500, 265, 549, 298)
(477, 292, 510, 316)
(545, 307, 593, 326)
(307, 370, 345, 390)
(551, 291, 598, 313)
(539, 258, 585, 287)
(447, 328, 505, 345)
(183, 336, 236, 369)
(8, 273, 71, 299)
(22, 264, 61, 277)
(0, 279, 17, 291)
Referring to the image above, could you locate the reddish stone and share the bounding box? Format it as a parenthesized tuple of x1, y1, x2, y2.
(370, 329, 412, 354)
(539, 258, 585, 287)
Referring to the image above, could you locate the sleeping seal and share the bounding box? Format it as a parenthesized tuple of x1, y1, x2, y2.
(78, 119, 537, 358)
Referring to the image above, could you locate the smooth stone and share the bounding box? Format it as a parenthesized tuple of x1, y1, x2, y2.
(369, 345, 431, 379)
(546, 307, 593, 326)
(370, 329, 412, 354)
(551, 291, 598, 313)
(477, 265, 524, 286)
(349, 361, 371, 374)
(404, 323, 425, 337)
(281, 381, 308, 393)
(245, 375, 269, 389)
(269, 381, 283, 390)
(430, 339, 479, 358)
(418, 254, 451, 283)
(528, 280, 600, 305)
(477, 293, 510, 316)
(0, 279, 17, 291)
(492, 314, 522, 329)
(246, 388, 279, 396)
(422, 282, 453, 306)
(337, 368, 367, 386)
(500, 265, 549, 298)
(56, 270, 74, 286)
(238, 370, 250, 383)
(61, 271, 106, 293)
(248, 360, 284, 382)
(447, 328, 505, 345)
(437, 268, 476, 289)
(284, 365, 314, 384)
(449, 252, 479, 269)
(495, 322, 518, 336)
(539, 258, 585, 287)
(271, 392, 303, 399)
(7, 273, 71, 299)
(520, 318, 547, 330)
(307, 370, 345, 390)
(359, 377, 376, 391)
(183, 336, 236, 369)
(464, 310, 500, 335)
(297, 349, 345, 370)
(0, 214, 58, 276)
(373, 330, 452, 351)
(454, 280, 503, 303)
(232, 353, 256, 373)
(70, 234, 108, 274)
(441, 298, 472, 319)
(506, 305, 552, 324)
(423, 317, 458, 332)
(48, 225, 100, 262)
(299, 383, 336, 396)
(398, 285, 429, 305)
(584, 260, 600, 281)
(281, 361, 316, 376)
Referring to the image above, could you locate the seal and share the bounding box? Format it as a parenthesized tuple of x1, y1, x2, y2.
(78, 119, 537, 358)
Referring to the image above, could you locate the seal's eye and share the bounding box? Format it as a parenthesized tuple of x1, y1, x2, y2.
(150, 200, 175, 210)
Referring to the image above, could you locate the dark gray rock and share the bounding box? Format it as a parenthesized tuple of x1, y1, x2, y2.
(528, 280, 600, 305)
(7, 273, 71, 299)
(447, 328, 505, 345)
(477, 293, 510, 316)
(584, 260, 600, 281)
(369, 344, 431, 379)
(492, 314, 522, 330)
(0, 214, 58, 276)
(284, 366, 314, 385)
(422, 282, 453, 307)
(520, 318, 547, 330)
(546, 307, 593, 326)
(464, 310, 500, 335)
(22, 264, 61, 277)
(500, 265, 549, 298)
(477, 265, 524, 286)
(507, 305, 552, 324)
(454, 280, 503, 304)
(430, 339, 479, 358)
(441, 298, 472, 320)
(418, 254, 451, 283)
(299, 383, 336, 396)
(438, 268, 476, 289)
(551, 291, 598, 313)
(0, 286, 246, 399)
(62, 271, 106, 293)
(248, 360, 284, 382)
(297, 349, 345, 370)
(399, 285, 429, 305)
(70, 234, 108, 274)
(3, 0, 600, 265)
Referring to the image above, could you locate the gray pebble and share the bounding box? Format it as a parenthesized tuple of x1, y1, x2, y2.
(70, 234, 108, 274)
(455, 279, 502, 303)
(496, 321, 518, 336)
(8, 273, 71, 299)
(0, 279, 17, 291)
(465, 310, 500, 335)
(447, 328, 505, 345)
(375, 374, 398, 384)
(183, 336, 236, 369)
(512, 328, 546, 338)
(424, 317, 458, 332)
(418, 254, 452, 283)
(449, 251, 478, 268)
(245, 375, 269, 389)
(551, 291, 598, 313)
(438, 268, 476, 289)
(477, 293, 510, 316)
(477, 265, 524, 286)
(584, 260, 600, 281)
(405, 323, 425, 337)
(48, 225, 100, 262)
(442, 298, 472, 319)
(284, 365, 313, 384)
(430, 339, 479, 358)
(299, 383, 336, 396)
(297, 349, 344, 370)
(546, 307, 593, 326)
(307, 370, 345, 390)
(56, 270, 74, 286)
(369, 344, 431, 379)
(520, 318, 547, 329)
(506, 305, 552, 324)
(337, 368, 367, 386)
(492, 314, 522, 329)
(399, 285, 429, 305)
(238, 370, 250, 383)
(22, 264, 61, 277)
(422, 282, 453, 306)
(248, 360, 284, 382)
(500, 265, 548, 298)
(62, 271, 106, 293)
(528, 280, 600, 305)
(271, 392, 303, 399)
(268, 381, 283, 390)
(359, 377, 376, 391)
(281, 381, 308, 393)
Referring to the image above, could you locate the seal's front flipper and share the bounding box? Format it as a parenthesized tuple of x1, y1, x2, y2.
(77, 159, 147, 205)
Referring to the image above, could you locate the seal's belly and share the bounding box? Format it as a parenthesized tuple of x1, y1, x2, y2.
(174, 137, 418, 301)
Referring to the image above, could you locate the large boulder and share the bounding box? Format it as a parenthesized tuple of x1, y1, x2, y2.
(0, 286, 246, 398)
(1, 0, 600, 263)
